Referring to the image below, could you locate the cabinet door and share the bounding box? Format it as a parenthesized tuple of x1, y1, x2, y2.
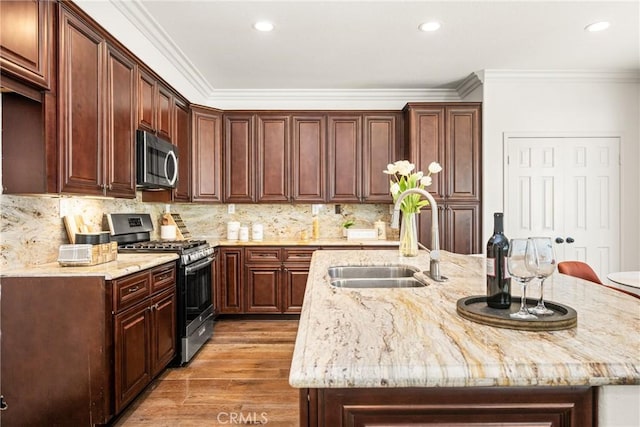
(218, 248, 244, 313)
(105, 44, 136, 198)
(257, 114, 290, 202)
(417, 204, 445, 252)
(363, 114, 400, 203)
(315, 387, 595, 427)
(157, 85, 173, 142)
(0, 0, 52, 89)
(114, 301, 151, 413)
(292, 115, 326, 202)
(173, 99, 191, 201)
(59, 7, 105, 195)
(246, 264, 282, 313)
(137, 70, 156, 132)
(224, 114, 255, 202)
(150, 289, 176, 376)
(445, 106, 481, 201)
(405, 105, 445, 199)
(283, 264, 309, 313)
(192, 107, 223, 202)
(418, 203, 480, 254)
(443, 203, 481, 254)
(327, 114, 361, 202)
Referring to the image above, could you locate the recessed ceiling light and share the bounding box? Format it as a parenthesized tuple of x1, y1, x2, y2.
(418, 21, 441, 32)
(584, 21, 610, 32)
(253, 21, 275, 32)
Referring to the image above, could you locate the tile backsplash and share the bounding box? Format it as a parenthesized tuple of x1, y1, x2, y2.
(0, 193, 395, 270)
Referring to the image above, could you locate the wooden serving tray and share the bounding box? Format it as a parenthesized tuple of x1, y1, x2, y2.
(456, 295, 577, 331)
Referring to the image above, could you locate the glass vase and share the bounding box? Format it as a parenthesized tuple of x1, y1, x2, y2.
(399, 211, 419, 257)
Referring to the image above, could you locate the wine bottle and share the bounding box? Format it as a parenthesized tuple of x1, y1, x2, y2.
(486, 212, 511, 308)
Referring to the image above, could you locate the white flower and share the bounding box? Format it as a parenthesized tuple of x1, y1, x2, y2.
(415, 171, 424, 180)
(420, 176, 433, 187)
(383, 163, 397, 175)
(394, 160, 415, 176)
(428, 162, 443, 174)
(390, 182, 400, 195)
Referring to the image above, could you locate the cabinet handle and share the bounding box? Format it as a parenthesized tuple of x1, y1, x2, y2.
(128, 285, 140, 293)
(0, 395, 7, 411)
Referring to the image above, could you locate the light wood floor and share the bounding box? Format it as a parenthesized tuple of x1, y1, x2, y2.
(114, 319, 300, 427)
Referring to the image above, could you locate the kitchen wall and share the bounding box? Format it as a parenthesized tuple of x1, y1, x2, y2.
(0, 193, 394, 270)
(481, 70, 640, 270)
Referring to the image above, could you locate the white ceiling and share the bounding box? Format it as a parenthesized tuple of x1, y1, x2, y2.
(124, 0, 638, 92)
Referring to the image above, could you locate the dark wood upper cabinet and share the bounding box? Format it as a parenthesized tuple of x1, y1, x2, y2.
(157, 85, 173, 142)
(257, 114, 291, 202)
(327, 112, 401, 203)
(362, 113, 402, 203)
(445, 106, 481, 201)
(404, 103, 482, 254)
(224, 114, 255, 202)
(327, 114, 362, 202)
(292, 114, 326, 203)
(173, 98, 191, 202)
(137, 69, 175, 142)
(405, 105, 446, 198)
(137, 70, 156, 132)
(223, 112, 330, 204)
(58, 4, 137, 198)
(105, 44, 137, 198)
(0, 0, 53, 90)
(192, 106, 223, 203)
(58, 6, 105, 195)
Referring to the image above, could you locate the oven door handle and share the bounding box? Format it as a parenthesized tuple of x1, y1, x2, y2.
(185, 256, 215, 274)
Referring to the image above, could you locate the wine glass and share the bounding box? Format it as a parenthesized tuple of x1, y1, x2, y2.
(526, 237, 556, 315)
(507, 238, 538, 319)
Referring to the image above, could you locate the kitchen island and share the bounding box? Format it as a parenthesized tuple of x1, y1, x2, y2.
(289, 250, 640, 426)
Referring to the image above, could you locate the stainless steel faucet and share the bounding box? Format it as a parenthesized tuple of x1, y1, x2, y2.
(391, 188, 447, 282)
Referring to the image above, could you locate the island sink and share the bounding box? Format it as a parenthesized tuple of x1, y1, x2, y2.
(327, 265, 419, 279)
(327, 265, 426, 288)
(330, 277, 425, 288)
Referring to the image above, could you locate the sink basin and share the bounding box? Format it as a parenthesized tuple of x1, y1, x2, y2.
(330, 278, 426, 288)
(327, 265, 420, 280)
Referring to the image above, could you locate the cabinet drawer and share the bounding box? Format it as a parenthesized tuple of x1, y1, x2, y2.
(283, 248, 316, 263)
(151, 262, 176, 293)
(113, 270, 151, 312)
(245, 248, 281, 262)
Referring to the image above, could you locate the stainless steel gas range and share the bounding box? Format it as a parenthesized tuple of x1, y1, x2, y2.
(107, 213, 215, 365)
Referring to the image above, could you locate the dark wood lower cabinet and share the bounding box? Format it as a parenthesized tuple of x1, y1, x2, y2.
(218, 246, 398, 315)
(246, 264, 282, 313)
(302, 386, 596, 427)
(114, 287, 176, 412)
(283, 264, 310, 312)
(0, 276, 112, 426)
(114, 299, 152, 413)
(0, 261, 177, 425)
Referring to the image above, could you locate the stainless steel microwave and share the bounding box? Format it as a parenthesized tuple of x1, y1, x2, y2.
(136, 130, 178, 189)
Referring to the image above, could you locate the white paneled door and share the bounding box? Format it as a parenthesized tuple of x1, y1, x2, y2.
(506, 136, 620, 278)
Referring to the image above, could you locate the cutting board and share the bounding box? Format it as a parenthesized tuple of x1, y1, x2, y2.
(63, 215, 91, 244)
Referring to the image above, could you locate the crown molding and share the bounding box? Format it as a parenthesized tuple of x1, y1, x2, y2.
(455, 73, 483, 99)
(204, 88, 463, 110)
(482, 69, 640, 84)
(109, 0, 214, 98)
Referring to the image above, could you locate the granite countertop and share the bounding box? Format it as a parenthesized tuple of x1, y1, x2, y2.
(289, 249, 640, 389)
(208, 238, 399, 247)
(0, 253, 179, 280)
